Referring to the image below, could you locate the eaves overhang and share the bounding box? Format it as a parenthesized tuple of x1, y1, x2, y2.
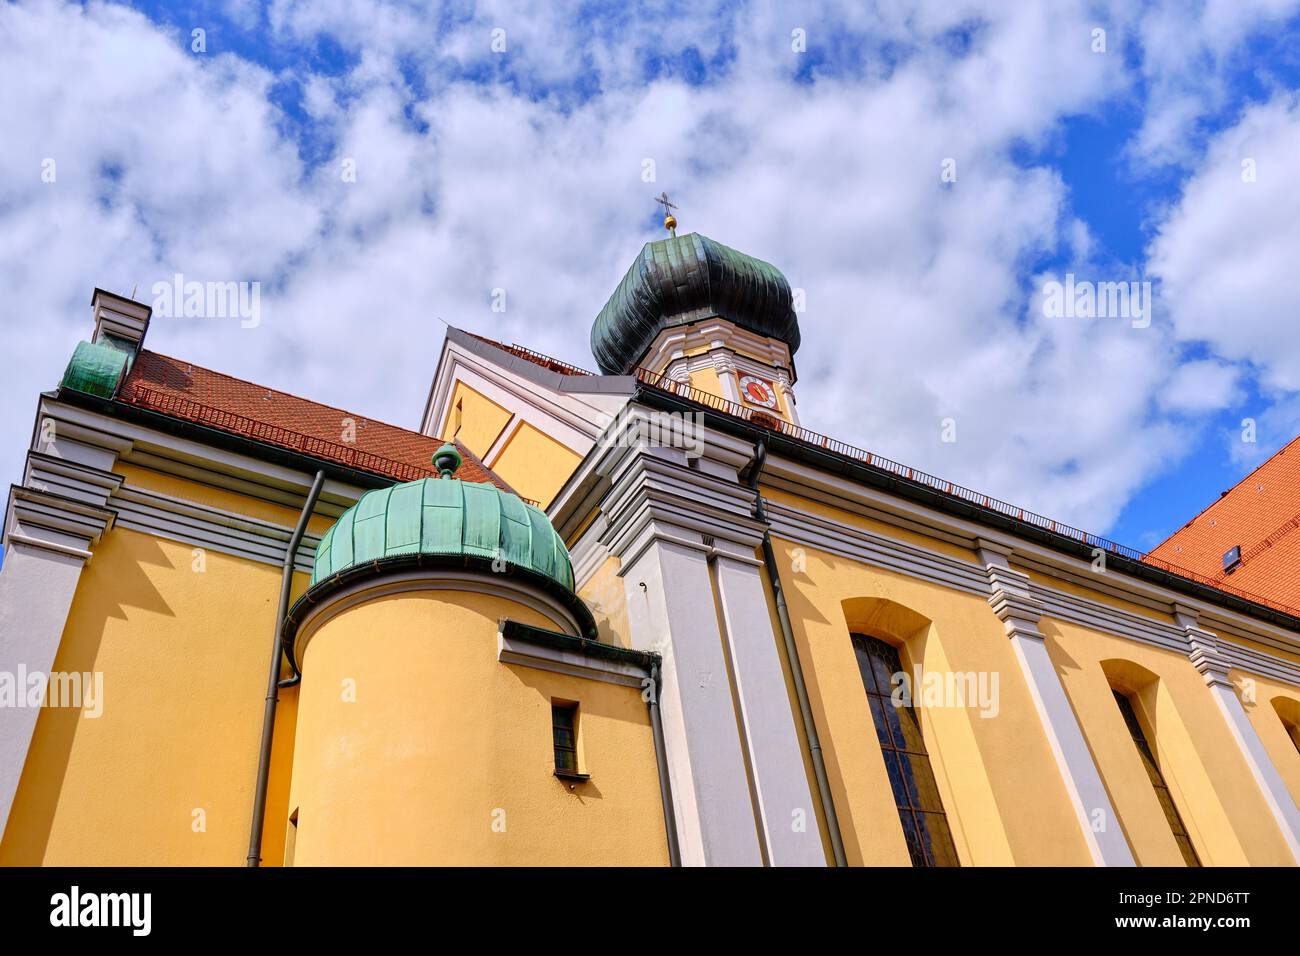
(633, 384, 1300, 636)
(55, 387, 403, 493)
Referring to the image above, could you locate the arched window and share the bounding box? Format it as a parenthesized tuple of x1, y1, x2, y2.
(1111, 689, 1200, 866)
(1272, 697, 1300, 756)
(851, 632, 959, 866)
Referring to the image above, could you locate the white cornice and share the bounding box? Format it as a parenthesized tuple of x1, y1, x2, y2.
(420, 334, 630, 453)
(497, 623, 649, 688)
(5, 486, 116, 561)
(34, 397, 364, 514)
(757, 448, 1300, 660)
(6, 397, 365, 574)
(639, 319, 795, 382)
(773, 493, 1300, 686)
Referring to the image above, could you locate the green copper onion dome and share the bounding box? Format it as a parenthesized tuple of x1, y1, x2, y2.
(590, 232, 801, 375)
(310, 472, 576, 593)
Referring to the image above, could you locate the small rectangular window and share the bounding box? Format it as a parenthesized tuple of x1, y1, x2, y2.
(551, 702, 587, 780)
(1223, 546, 1242, 573)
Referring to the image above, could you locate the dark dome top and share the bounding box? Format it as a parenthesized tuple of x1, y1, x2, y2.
(590, 232, 801, 375)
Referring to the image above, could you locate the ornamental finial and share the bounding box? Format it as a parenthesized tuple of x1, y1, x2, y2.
(433, 442, 462, 478)
(654, 191, 678, 237)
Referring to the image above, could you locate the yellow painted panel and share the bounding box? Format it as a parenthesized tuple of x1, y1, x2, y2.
(0, 527, 299, 866)
(579, 555, 631, 648)
(288, 590, 667, 865)
(1043, 617, 1294, 865)
(1237, 676, 1300, 809)
(447, 380, 512, 459)
(489, 421, 581, 507)
(688, 365, 724, 399)
(770, 535, 1089, 865)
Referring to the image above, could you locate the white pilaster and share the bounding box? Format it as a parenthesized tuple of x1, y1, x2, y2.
(978, 541, 1135, 866)
(617, 531, 761, 866)
(0, 486, 114, 840)
(1176, 605, 1300, 863)
(711, 547, 824, 865)
(597, 413, 823, 865)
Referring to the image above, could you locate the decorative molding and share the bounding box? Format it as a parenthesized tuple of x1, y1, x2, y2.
(1031, 584, 1189, 655)
(640, 319, 795, 383)
(111, 485, 320, 574)
(497, 623, 649, 688)
(32, 396, 366, 516)
(3, 397, 379, 578)
(755, 446, 1300, 660)
(757, 480, 1300, 688)
(647, 319, 801, 420)
(977, 543, 1136, 867)
(1174, 605, 1234, 689)
(1217, 640, 1300, 687)
(1173, 606, 1300, 862)
(91, 288, 151, 350)
(765, 499, 988, 596)
(421, 331, 631, 451)
(598, 452, 767, 573)
(5, 486, 116, 561)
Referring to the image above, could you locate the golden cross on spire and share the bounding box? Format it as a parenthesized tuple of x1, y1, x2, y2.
(654, 191, 678, 237)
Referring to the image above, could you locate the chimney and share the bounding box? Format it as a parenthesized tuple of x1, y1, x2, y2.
(91, 287, 152, 355)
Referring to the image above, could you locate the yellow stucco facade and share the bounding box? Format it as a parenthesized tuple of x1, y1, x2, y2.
(4, 282, 1298, 869)
(288, 590, 666, 866)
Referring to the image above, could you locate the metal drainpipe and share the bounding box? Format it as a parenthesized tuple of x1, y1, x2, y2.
(246, 468, 326, 867)
(647, 661, 681, 866)
(747, 440, 848, 867)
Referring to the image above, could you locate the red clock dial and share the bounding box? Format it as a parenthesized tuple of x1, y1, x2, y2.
(738, 375, 778, 409)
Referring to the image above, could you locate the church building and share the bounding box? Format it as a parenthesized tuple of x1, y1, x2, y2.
(2, 213, 1298, 866)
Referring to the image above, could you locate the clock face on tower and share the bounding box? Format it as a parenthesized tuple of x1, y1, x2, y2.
(738, 375, 778, 409)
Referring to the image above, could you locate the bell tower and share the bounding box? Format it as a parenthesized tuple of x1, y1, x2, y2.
(590, 205, 803, 426)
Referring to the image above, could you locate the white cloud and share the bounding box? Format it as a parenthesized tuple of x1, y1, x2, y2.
(0, 0, 1295, 543)
(1121, 0, 1300, 166)
(1150, 92, 1300, 392)
(1157, 360, 1242, 413)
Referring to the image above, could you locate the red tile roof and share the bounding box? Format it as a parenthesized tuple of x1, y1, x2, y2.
(1147, 435, 1300, 608)
(115, 350, 519, 495)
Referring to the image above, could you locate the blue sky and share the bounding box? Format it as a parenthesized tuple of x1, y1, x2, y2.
(4, 0, 1300, 559)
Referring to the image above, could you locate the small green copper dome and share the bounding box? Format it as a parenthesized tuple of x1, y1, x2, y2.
(60, 340, 129, 398)
(591, 232, 801, 375)
(310, 477, 575, 592)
